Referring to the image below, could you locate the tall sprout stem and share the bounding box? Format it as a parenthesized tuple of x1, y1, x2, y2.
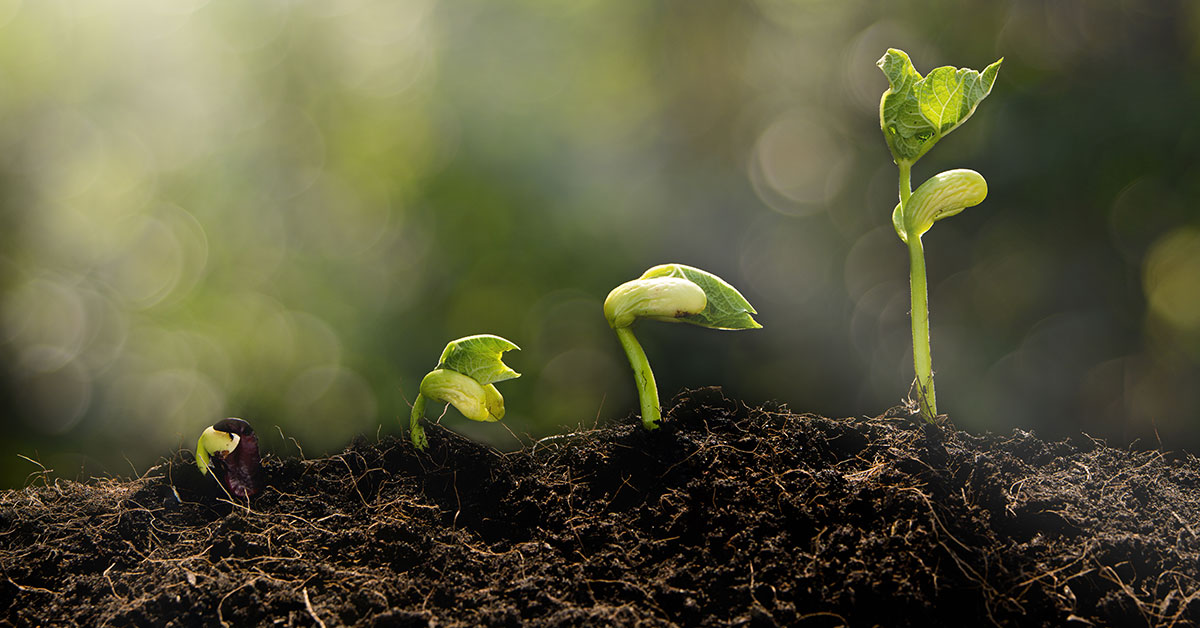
(907, 235, 937, 420)
(409, 393, 429, 450)
(614, 326, 662, 430)
(899, 161, 936, 421)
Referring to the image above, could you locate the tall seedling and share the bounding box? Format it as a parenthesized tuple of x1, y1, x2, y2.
(878, 48, 1002, 421)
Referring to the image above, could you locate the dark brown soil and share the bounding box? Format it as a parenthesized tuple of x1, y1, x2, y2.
(3, 388, 1199, 627)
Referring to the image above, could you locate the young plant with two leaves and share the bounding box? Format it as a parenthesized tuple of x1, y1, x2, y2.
(605, 264, 760, 430)
(409, 334, 521, 450)
(878, 48, 1002, 422)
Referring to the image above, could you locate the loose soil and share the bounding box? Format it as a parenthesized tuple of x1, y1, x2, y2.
(2, 388, 1199, 627)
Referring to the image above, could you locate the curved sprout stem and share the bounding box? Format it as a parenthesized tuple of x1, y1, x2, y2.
(409, 393, 429, 450)
(614, 326, 661, 430)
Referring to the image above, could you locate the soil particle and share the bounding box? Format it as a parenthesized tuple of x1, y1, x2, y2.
(3, 387, 1199, 626)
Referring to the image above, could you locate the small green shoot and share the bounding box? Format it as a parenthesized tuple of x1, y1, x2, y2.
(196, 425, 239, 477)
(878, 48, 1002, 421)
(604, 264, 761, 430)
(196, 417, 263, 499)
(409, 334, 521, 450)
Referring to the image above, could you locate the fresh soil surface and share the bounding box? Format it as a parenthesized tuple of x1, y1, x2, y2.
(2, 387, 1199, 627)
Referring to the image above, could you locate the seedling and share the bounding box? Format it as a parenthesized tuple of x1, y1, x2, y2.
(878, 48, 1002, 422)
(409, 334, 521, 450)
(196, 417, 263, 499)
(604, 263, 760, 430)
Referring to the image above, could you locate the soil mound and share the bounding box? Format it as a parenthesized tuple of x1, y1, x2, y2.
(3, 388, 1199, 626)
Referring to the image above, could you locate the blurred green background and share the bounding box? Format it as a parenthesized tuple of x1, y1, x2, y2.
(2, 0, 1199, 488)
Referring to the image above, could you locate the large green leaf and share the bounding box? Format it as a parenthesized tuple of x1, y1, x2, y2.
(878, 48, 1002, 165)
(639, 264, 761, 330)
(436, 334, 521, 385)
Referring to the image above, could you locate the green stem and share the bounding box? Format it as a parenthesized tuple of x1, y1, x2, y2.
(409, 393, 429, 450)
(898, 161, 913, 206)
(906, 235, 937, 421)
(614, 326, 661, 430)
(898, 160, 936, 421)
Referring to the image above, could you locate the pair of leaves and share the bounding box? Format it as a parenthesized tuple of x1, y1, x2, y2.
(879, 48, 1003, 165)
(638, 264, 761, 330)
(436, 334, 520, 386)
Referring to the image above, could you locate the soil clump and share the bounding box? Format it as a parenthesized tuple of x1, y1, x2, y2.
(2, 388, 1199, 626)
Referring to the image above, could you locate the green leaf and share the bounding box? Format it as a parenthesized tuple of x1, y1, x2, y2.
(878, 48, 1002, 165)
(436, 334, 521, 385)
(639, 264, 761, 330)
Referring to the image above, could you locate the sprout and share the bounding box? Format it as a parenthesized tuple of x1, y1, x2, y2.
(196, 417, 263, 499)
(878, 48, 1002, 421)
(604, 264, 761, 430)
(409, 334, 521, 450)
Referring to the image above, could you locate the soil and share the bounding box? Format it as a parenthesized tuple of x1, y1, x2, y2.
(2, 387, 1199, 627)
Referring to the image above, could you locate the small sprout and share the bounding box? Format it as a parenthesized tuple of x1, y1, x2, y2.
(604, 264, 761, 430)
(409, 334, 521, 450)
(196, 417, 263, 499)
(878, 48, 1002, 421)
